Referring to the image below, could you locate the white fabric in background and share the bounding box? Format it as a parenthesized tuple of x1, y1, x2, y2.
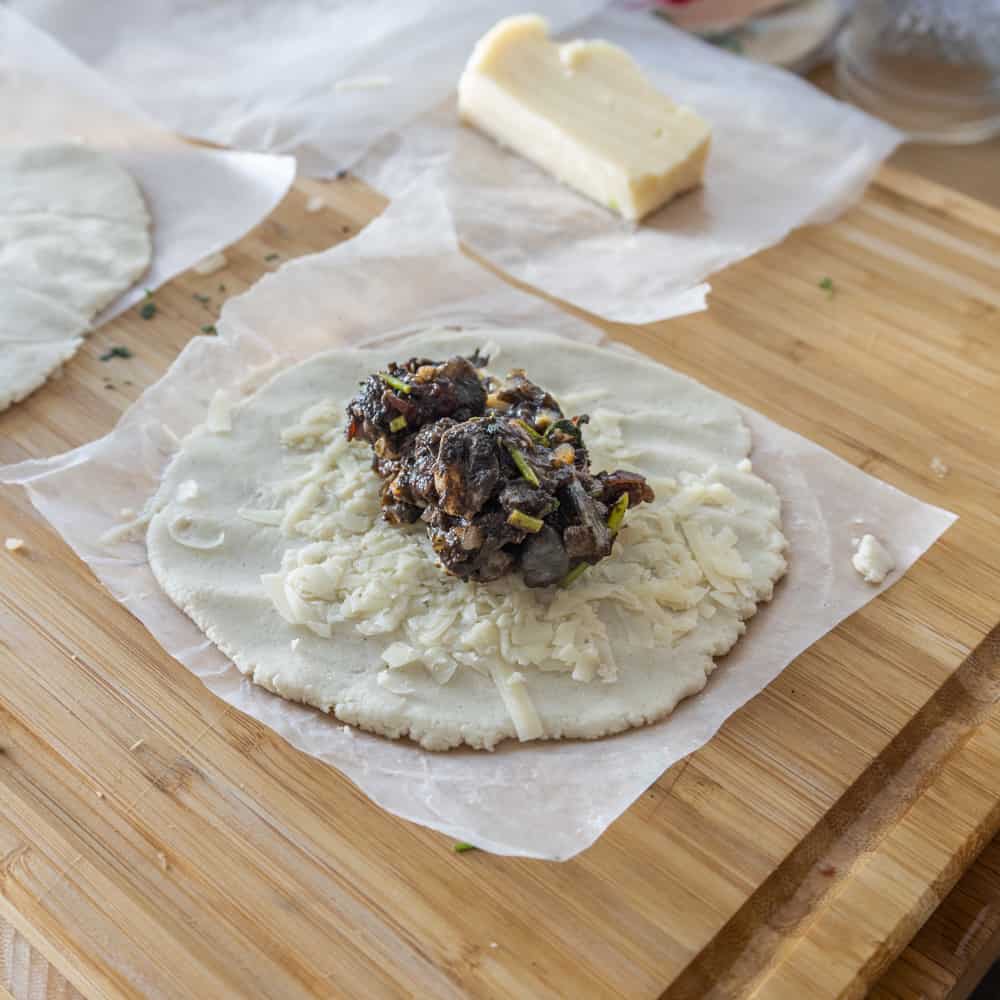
(9, 0, 607, 177)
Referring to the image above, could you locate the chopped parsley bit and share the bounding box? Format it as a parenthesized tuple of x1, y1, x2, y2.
(99, 345, 133, 361)
(143, 288, 154, 299)
(607, 492, 629, 534)
(560, 562, 589, 588)
(264, 252, 280, 262)
(819, 276, 835, 297)
(453, 842, 478, 854)
(139, 302, 157, 320)
(218, 283, 226, 292)
(379, 371, 412, 394)
(193, 293, 211, 305)
(200, 324, 217, 335)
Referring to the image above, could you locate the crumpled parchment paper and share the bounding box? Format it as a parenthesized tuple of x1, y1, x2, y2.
(10, 2, 900, 326)
(8, 0, 606, 177)
(358, 5, 902, 323)
(0, 184, 955, 860)
(0, 8, 296, 325)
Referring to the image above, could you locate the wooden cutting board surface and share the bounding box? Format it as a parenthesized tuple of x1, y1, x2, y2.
(0, 165, 998, 1000)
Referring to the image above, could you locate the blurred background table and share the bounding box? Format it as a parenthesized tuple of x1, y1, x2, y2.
(1, 58, 998, 1000)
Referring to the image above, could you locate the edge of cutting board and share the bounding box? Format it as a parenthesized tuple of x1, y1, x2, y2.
(0, 164, 998, 1000)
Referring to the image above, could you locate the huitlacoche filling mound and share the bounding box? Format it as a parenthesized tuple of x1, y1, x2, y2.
(345, 354, 655, 588)
(146, 330, 788, 751)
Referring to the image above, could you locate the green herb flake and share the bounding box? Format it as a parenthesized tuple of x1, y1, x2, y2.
(264, 252, 280, 262)
(559, 563, 589, 588)
(218, 283, 227, 292)
(379, 371, 412, 394)
(506, 445, 540, 487)
(514, 418, 545, 444)
(453, 842, 478, 854)
(99, 345, 133, 361)
(200, 324, 217, 335)
(139, 301, 157, 320)
(143, 288, 154, 299)
(193, 293, 211, 305)
(507, 509, 545, 533)
(607, 492, 629, 534)
(389, 414, 407, 433)
(819, 276, 835, 297)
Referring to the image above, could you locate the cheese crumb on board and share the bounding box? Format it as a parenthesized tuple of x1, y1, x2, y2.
(193, 251, 228, 276)
(930, 456, 949, 479)
(305, 195, 325, 213)
(852, 534, 894, 585)
(4, 537, 25, 552)
(458, 15, 711, 221)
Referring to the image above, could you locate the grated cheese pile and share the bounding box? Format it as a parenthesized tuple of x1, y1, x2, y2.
(254, 397, 757, 738)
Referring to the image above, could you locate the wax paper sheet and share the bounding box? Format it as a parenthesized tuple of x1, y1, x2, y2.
(358, 4, 902, 323)
(0, 9, 296, 325)
(0, 184, 955, 860)
(9, 0, 607, 178)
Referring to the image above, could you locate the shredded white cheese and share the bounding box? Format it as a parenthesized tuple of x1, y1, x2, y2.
(4, 537, 25, 552)
(193, 251, 228, 276)
(305, 194, 325, 213)
(238, 508, 284, 526)
(253, 402, 757, 740)
(930, 456, 949, 479)
(168, 516, 225, 551)
(205, 389, 234, 433)
(491, 663, 544, 742)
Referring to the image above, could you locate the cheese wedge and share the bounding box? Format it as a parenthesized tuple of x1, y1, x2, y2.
(458, 15, 711, 222)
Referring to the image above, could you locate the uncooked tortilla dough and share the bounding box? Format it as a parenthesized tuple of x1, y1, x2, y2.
(147, 330, 788, 750)
(0, 144, 152, 412)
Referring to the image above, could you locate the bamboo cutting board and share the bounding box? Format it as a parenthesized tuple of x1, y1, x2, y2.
(0, 165, 999, 1000)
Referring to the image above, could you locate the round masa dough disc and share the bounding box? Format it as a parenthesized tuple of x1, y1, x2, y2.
(0, 144, 152, 411)
(148, 330, 788, 750)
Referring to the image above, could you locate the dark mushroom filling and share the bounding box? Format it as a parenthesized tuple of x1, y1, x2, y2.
(346, 354, 654, 588)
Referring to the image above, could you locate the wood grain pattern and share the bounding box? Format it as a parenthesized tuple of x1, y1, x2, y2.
(0, 167, 998, 999)
(875, 827, 1000, 1000)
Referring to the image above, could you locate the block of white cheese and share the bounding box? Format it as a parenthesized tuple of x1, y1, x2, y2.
(458, 15, 711, 222)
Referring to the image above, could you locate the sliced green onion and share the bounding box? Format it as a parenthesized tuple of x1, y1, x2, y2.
(389, 415, 407, 433)
(545, 418, 584, 448)
(507, 509, 544, 533)
(514, 418, 545, 444)
(607, 492, 629, 534)
(454, 841, 478, 854)
(379, 371, 412, 394)
(506, 445, 539, 487)
(559, 563, 589, 588)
